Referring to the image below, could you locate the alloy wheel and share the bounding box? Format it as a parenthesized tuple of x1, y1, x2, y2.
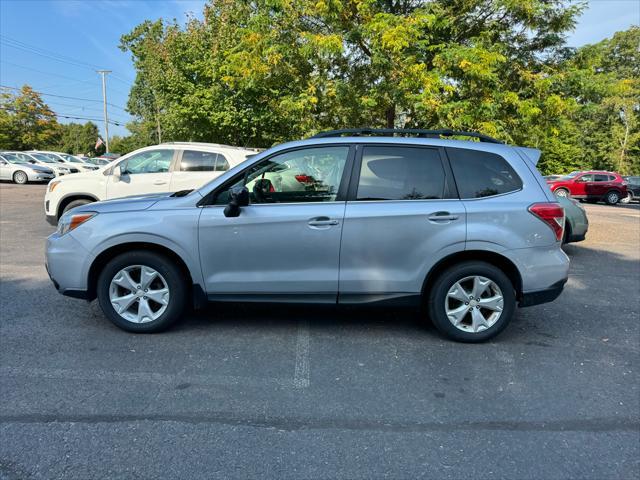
(14, 172, 27, 184)
(445, 275, 504, 333)
(108, 265, 170, 323)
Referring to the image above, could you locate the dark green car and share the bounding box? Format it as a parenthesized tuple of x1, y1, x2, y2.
(556, 194, 589, 243)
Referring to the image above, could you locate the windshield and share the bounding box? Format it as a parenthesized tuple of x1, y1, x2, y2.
(2, 154, 28, 165)
(558, 171, 580, 180)
(61, 154, 85, 163)
(29, 153, 57, 163)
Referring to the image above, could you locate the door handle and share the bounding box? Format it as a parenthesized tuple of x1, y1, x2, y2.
(427, 211, 459, 222)
(308, 216, 339, 227)
(153, 180, 168, 185)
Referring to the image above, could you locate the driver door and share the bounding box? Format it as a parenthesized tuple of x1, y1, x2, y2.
(198, 145, 353, 299)
(106, 149, 176, 199)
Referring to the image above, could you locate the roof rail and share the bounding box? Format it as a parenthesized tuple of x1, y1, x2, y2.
(310, 128, 503, 144)
(160, 141, 262, 151)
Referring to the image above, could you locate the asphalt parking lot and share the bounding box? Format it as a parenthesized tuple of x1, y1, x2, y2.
(1, 183, 638, 479)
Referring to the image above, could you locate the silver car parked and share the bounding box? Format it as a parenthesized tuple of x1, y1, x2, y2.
(0, 152, 55, 183)
(46, 129, 570, 342)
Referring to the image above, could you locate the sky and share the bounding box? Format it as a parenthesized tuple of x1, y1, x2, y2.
(1, 0, 639, 139)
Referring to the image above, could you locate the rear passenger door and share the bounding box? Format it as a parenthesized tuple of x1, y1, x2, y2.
(585, 174, 610, 197)
(170, 150, 230, 192)
(339, 145, 465, 298)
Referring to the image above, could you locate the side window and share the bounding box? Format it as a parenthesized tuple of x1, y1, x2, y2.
(447, 148, 522, 198)
(216, 154, 230, 171)
(214, 146, 349, 205)
(357, 146, 446, 200)
(180, 150, 218, 172)
(608, 175, 617, 182)
(121, 150, 173, 175)
(594, 174, 609, 182)
(579, 174, 593, 182)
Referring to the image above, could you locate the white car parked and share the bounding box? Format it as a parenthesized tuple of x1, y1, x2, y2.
(29, 151, 100, 172)
(44, 142, 257, 224)
(3, 151, 73, 176)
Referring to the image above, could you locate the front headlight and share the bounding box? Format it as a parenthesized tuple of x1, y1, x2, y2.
(49, 180, 61, 192)
(57, 212, 97, 236)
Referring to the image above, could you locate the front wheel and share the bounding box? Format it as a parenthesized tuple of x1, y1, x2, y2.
(605, 191, 620, 205)
(427, 261, 516, 342)
(619, 193, 632, 204)
(13, 171, 28, 184)
(63, 199, 93, 215)
(97, 251, 188, 333)
(554, 188, 569, 198)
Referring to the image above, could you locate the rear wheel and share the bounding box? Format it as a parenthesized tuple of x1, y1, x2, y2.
(554, 188, 569, 198)
(427, 261, 516, 342)
(13, 171, 28, 184)
(605, 190, 620, 205)
(620, 193, 632, 204)
(97, 251, 188, 333)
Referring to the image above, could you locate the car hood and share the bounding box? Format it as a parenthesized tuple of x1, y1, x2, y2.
(80, 191, 197, 214)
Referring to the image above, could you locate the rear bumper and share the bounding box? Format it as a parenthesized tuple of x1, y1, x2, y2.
(519, 279, 567, 307)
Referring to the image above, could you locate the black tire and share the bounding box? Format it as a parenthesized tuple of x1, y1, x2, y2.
(554, 188, 569, 198)
(13, 171, 28, 184)
(97, 250, 188, 333)
(427, 261, 516, 342)
(605, 190, 620, 205)
(63, 199, 93, 215)
(562, 222, 571, 244)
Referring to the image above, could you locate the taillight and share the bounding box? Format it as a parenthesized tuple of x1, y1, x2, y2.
(529, 203, 565, 241)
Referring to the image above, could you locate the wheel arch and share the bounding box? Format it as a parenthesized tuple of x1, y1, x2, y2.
(422, 250, 523, 301)
(86, 242, 196, 302)
(57, 193, 100, 219)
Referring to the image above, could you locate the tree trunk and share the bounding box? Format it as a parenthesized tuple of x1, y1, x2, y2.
(385, 104, 395, 129)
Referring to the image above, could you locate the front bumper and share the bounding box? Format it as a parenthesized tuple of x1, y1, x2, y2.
(29, 173, 55, 181)
(519, 279, 567, 307)
(46, 231, 91, 297)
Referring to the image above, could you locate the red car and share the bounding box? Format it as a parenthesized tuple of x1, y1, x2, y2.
(547, 171, 628, 205)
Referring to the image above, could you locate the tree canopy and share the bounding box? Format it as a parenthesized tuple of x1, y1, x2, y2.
(0, 85, 61, 150)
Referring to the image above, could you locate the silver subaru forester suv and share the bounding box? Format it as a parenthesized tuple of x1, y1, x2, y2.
(46, 129, 569, 342)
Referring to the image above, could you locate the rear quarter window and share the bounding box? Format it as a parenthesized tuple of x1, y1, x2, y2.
(446, 148, 522, 199)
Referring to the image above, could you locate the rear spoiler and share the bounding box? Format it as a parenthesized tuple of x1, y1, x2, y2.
(514, 147, 541, 166)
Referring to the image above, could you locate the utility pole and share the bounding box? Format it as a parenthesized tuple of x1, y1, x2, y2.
(96, 70, 111, 152)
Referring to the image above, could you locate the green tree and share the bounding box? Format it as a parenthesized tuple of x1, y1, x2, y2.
(56, 121, 103, 156)
(121, 0, 583, 146)
(0, 85, 61, 150)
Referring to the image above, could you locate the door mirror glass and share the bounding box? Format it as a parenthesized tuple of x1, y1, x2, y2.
(112, 164, 122, 181)
(224, 186, 250, 218)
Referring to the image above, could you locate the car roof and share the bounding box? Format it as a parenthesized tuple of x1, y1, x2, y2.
(265, 135, 520, 157)
(160, 142, 261, 153)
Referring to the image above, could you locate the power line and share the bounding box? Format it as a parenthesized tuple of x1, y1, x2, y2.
(0, 34, 134, 83)
(1, 60, 131, 97)
(0, 105, 126, 126)
(0, 85, 129, 112)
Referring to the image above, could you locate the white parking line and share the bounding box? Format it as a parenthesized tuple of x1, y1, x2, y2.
(293, 319, 311, 388)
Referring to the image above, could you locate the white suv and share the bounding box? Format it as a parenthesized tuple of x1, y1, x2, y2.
(45, 143, 257, 224)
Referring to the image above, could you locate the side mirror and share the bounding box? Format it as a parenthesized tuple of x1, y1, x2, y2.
(224, 186, 250, 218)
(112, 164, 122, 182)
